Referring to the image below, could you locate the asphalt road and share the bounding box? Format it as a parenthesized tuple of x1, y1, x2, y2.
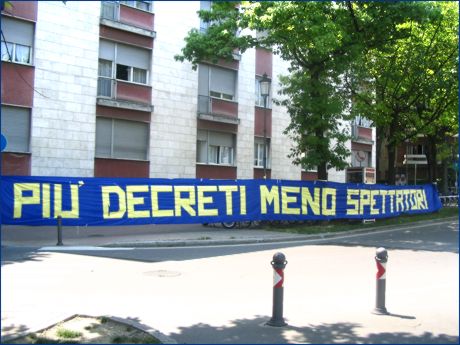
(2, 219, 458, 264)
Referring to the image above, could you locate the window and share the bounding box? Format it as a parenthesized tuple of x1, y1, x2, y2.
(352, 115, 372, 128)
(96, 117, 149, 160)
(1, 17, 34, 65)
(199, 1, 212, 32)
(97, 40, 150, 96)
(407, 144, 426, 155)
(197, 129, 235, 165)
(254, 137, 269, 168)
(101, 1, 119, 20)
(1, 106, 30, 153)
(255, 77, 271, 107)
(120, 0, 152, 11)
(198, 64, 237, 102)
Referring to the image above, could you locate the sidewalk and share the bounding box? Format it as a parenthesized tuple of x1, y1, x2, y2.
(2, 243, 458, 344)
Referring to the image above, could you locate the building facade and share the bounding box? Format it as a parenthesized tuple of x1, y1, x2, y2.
(1, 1, 376, 182)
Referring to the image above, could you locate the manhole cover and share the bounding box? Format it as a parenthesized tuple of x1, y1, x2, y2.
(143, 270, 181, 277)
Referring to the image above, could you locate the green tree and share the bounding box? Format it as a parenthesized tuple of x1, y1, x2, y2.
(349, 1, 458, 185)
(176, 1, 438, 180)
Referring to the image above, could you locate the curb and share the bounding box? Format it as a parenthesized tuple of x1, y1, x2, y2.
(103, 217, 458, 248)
(0, 314, 177, 344)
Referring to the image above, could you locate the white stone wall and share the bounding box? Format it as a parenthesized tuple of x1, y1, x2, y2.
(149, 1, 200, 178)
(33, 1, 99, 177)
(236, 47, 256, 179)
(270, 54, 301, 180)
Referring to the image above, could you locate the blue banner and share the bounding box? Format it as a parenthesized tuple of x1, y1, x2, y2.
(0, 176, 442, 226)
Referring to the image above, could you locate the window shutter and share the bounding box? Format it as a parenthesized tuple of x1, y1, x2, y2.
(99, 40, 115, 61)
(1, 17, 34, 46)
(1, 106, 30, 152)
(95, 117, 112, 157)
(113, 119, 149, 160)
(209, 131, 234, 147)
(210, 67, 236, 97)
(117, 44, 150, 70)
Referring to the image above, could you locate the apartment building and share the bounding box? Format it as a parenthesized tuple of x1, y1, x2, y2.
(1, 1, 376, 182)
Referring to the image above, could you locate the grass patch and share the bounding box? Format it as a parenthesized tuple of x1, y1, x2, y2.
(266, 207, 458, 235)
(56, 328, 82, 339)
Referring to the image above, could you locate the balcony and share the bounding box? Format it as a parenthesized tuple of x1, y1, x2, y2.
(100, 1, 155, 38)
(197, 95, 239, 124)
(97, 77, 153, 112)
(351, 124, 373, 144)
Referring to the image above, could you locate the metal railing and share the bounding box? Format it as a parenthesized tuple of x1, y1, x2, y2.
(101, 1, 119, 21)
(439, 195, 459, 207)
(97, 77, 114, 98)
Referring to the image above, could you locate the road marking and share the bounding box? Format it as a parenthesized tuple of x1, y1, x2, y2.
(39, 246, 134, 251)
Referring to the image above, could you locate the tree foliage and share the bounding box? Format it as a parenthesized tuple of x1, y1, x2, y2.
(349, 1, 458, 184)
(175, 1, 458, 182)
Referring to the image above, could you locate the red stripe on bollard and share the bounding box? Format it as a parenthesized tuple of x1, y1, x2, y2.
(273, 268, 284, 288)
(376, 261, 386, 279)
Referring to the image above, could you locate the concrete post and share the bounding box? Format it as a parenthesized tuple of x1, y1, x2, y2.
(266, 252, 288, 327)
(373, 247, 388, 315)
(56, 215, 63, 246)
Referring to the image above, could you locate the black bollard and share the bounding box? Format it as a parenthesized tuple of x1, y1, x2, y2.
(56, 215, 63, 246)
(373, 247, 388, 315)
(266, 252, 288, 327)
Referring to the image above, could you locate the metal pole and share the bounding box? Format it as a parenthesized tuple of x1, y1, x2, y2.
(56, 215, 63, 246)
(263, 94, 267, 179)
(373, 247, 388, 315)
(414, 164, 417, 185)
(266, 252, 288, 327)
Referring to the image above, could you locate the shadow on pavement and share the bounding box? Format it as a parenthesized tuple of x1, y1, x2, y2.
(169, 316, 459, 344)
(1, 246, 50, 266)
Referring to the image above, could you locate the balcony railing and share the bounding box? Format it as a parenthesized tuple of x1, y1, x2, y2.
(197, 95, 239, 124)
(97, 77, 114, 98)
(101, 1, 119, 21)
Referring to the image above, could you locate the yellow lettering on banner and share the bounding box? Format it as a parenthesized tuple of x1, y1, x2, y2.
(102, 186, 126, 219)
(380, 190, 388, 214)
(240, 186, 247, 215)
(346, 189, 359, 215)
(260, 185, 280, 214)
(175, 186, 196, 216)
(403, 190, 411, 211)
(396, 190, 404, 212)
(126, 185, 150, 218)
(42, 183, 50, 218)
(423, 190, 429, 210)
(151, 185, 174, 217)
(410, 190, 418, 210)
(322, 188, 336, 216)
(197, 186, 218, 216)
(54, 184, 79, 218)
(387, 190, 396, 213)
(359, 190, 370, 215)
(301, 187, 320, 215)
(14, 183, 40, 218)
(418, 190, 428, 210)
(281, 186, 300, 215)
(370, 190, 380, 215)
(218, 185, 238, 215)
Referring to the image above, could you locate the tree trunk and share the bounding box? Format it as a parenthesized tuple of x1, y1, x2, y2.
(317, 162, 328, 181)
(387, 144, 396, 185)
(441, 158, 449, 194)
